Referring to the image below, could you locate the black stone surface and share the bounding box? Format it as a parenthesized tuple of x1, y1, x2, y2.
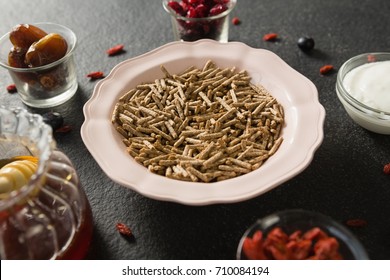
(0, 0, 389, 260)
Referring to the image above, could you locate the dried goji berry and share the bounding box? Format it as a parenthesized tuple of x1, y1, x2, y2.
(242, 230, 266, 260)
(116, 222, 133, 237)
(383, 163, 390, 175)
(86, 71, 104, 79)
(346, 218, 368, 228)
(319, 64, 334, 75)
(55, 125, 72, 133)
(313, 237, 342, 260)
(232, 17, 240, 25)
(288, 230, 302, 241)
(302, 227, 328, 241)
(287, 239, 311, 260)
(367, 54, 376, 62)
(6, 84, 17, 93)
(263, 33, 278, 41)
(106, 44, 124, 56)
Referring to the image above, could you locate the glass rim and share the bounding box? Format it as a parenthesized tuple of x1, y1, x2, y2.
(0, 22, 77, 72)
(162, 0, 237, 21)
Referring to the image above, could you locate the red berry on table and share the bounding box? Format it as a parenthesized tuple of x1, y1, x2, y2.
(319, 65, 334, 75)
(263, 33, 278, 41)
(384, 163, 390, 175)
(232, 16, 240, 25)
(6, 84, 17, 93)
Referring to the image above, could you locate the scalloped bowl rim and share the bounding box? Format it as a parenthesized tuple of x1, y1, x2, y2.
(81, 39, 325, 205)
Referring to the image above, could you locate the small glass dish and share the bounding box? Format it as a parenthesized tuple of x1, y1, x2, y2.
(237, 209, 369, 260)
(0, 22, 78, 108)
(162, 0, 237, 42)
(336, 52, 390, 134)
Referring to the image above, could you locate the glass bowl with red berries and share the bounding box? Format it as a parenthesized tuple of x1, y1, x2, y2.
(163, 0, 237, 42)
(237, 209, 369, 260)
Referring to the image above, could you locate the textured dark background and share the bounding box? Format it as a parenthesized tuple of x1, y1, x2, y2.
(0, 0, 389, 259)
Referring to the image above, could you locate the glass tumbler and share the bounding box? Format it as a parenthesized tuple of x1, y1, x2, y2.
(0, 107, 93, 259)
(162, 0, 237, 42)
(0, 23, 78, 108)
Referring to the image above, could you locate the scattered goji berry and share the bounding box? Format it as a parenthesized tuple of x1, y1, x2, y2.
(383, 163, 390, 175)
(232, 17, 240, 25)
(86, 71, 104, 80)
(263, 33, 278, 42)
(106, 44, 124, 56)
(55, 125, 72, 133)
(116, 222, 133, 237)
(319, 64, 334, 75)
(346, 219, 368, 228)
(6, 84, 17, 93)
(367, 54, 376, 62)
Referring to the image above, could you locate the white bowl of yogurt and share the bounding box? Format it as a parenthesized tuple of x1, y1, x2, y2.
(336, 53, 390, 134)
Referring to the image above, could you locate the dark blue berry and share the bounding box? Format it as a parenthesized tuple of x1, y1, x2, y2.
(297, 37, 315, 52)
(42, 112, 64, 131)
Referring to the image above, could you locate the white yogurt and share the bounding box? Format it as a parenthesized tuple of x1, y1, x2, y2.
(343, 61, 390, 112)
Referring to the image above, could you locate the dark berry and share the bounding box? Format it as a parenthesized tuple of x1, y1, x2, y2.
(297, 36, 315, 52)
(42, 111, 64, 131)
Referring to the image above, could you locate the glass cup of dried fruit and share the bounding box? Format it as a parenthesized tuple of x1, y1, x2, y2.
(0, 23, 78, 108)
(0, 107, 93, 259)
(162, 0, 237, 42)
(236, 209, 369, 260)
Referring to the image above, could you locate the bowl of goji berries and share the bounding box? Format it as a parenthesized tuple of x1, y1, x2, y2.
(237, 209, 369, 260)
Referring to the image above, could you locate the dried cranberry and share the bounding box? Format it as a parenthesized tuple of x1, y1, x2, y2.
(195, 4, 208, 17)
(187, 6, 198, 17)
(209, 4, 228, 16)
(6, 84, 17, 93)
(297, 36, 315, 52)
(168, 1, 186, 16)
(232, 16, 240, 25)
(188, 0, 204, 5)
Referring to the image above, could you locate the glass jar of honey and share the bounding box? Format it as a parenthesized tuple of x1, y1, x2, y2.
(0, 106, 93, 259)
